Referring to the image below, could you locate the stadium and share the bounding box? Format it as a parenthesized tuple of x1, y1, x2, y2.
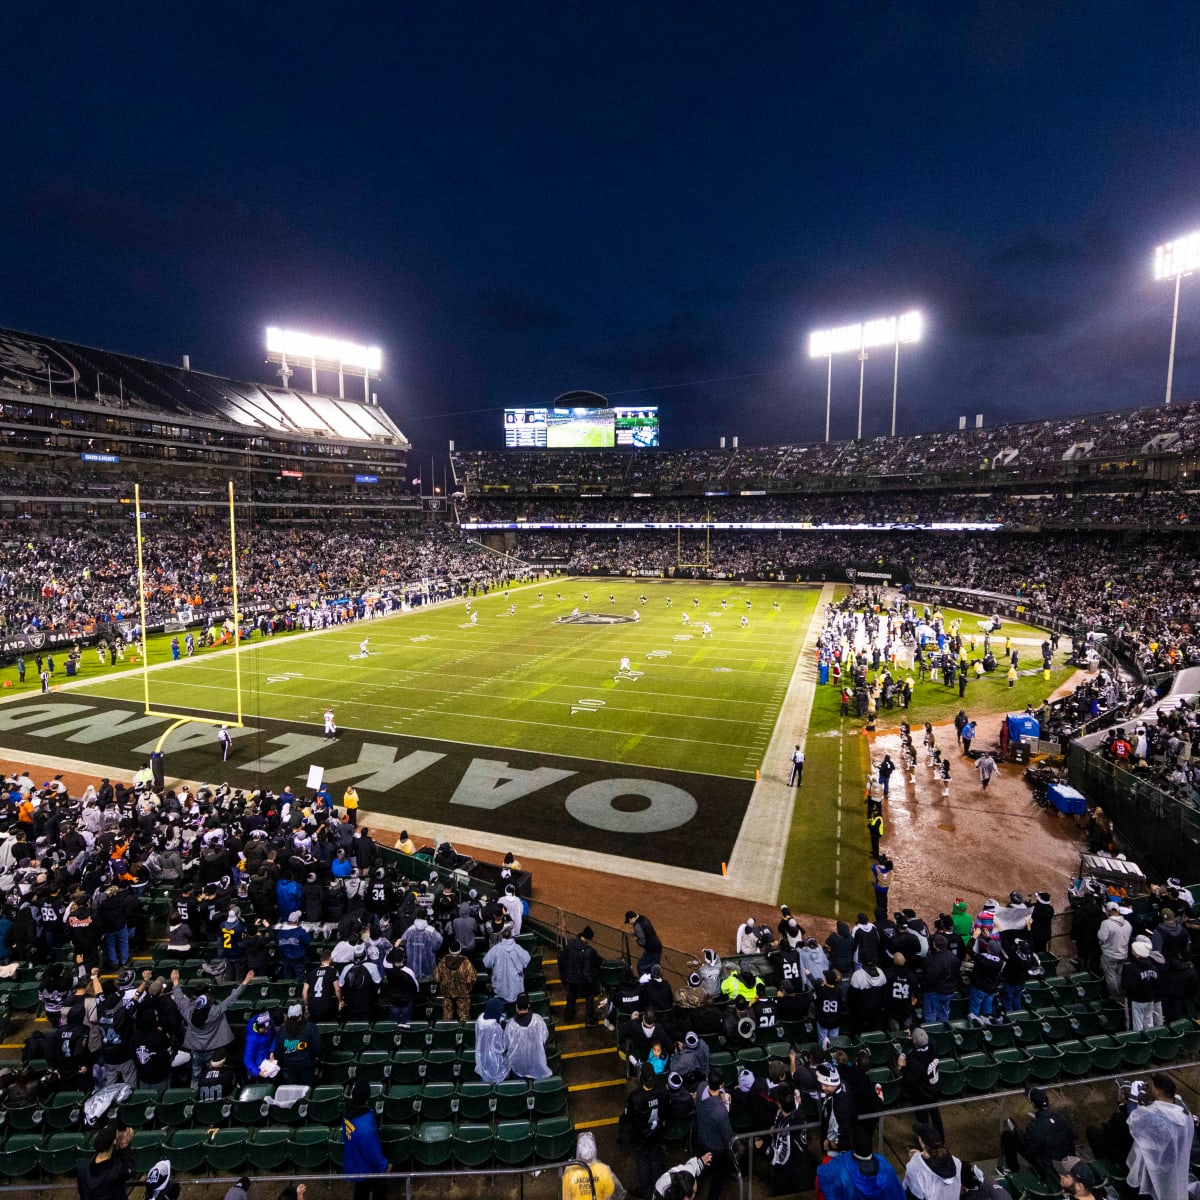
(0, 313, 1198, 1198)
(4, 7, 1200, 1197)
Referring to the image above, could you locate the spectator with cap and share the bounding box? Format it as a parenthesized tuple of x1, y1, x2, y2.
(1098, 901, 1132, 997)
(997, 1086, 1076, 1178)
(342, 1079, 390, 1200)
(903, 1124, 963, 1200)
(274, 1000, 321, 1086)
(1056, 1157, 1102, 1200)
(1122, 935, 1165, 1030)
(897, 1028, 944, 1139)
(966, 916, 1004, 1024)
(640, 963, 674, 1013)
(816, 1060, 859, 1153)
(275, 911, 311, 981)
(559, 925, 602, 1026)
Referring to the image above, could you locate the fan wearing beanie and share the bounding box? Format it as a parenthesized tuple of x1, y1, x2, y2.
(341, 1079, 390, 1196)
(1121, 934, 1166, 1031)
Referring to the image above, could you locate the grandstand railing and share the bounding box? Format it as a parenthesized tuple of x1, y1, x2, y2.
(729, 1059, 1200, 1200)
(1067, 741, 1200, 881)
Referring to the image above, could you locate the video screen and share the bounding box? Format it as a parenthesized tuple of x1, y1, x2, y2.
(504, 408, 548, 447)
(546, 408, 616, 448)
(503, 405, 658, 448)
(614, 407, 659, 447)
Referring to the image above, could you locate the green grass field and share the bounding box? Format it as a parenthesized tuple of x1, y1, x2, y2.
(62, 579, 818, 779)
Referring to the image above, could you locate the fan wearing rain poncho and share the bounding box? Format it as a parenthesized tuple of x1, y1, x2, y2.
(1126, 1075, 1195, 1200)
(503, 991, 552, 1080)
(475, 996, 509, 1084)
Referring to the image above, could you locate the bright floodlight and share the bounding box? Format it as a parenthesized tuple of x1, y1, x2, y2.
(265, 327, 382, 373)
(808, 310, 922, 359)
(1155, 233, 1200, 281)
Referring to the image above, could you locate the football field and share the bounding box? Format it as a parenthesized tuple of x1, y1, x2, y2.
(66, 579, 816, 779)
(0, 580, 819, 879)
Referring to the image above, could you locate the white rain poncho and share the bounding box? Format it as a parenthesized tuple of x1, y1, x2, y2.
(1127, 1100, 1195, 1200)
(474, 999, 509, 1084)
(503, 1011, 551, 1080)
(903, 1153, 963, 1200)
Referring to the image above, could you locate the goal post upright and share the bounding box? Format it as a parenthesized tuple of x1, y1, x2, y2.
(133, 479, 247, 755)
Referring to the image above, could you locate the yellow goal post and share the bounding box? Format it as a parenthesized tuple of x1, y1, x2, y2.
(133, 479, 245, 753)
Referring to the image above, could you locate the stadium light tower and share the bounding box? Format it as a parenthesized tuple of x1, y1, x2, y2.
(1154, 232, 1200, 407)
(808, 310, 922, 440)
(265, 327, 383, 403)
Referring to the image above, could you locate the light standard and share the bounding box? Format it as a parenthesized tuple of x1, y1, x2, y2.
(1155, 232, 1200, 407)
(809, 310, 922, 441)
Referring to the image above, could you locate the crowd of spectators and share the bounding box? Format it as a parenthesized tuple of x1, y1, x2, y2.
(0, 519, 520, 636)
(459, 486, 1200, 529)
(451, 395, 1200, 494)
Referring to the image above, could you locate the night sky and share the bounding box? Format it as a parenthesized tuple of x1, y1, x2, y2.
(5, 4, 1200, 454)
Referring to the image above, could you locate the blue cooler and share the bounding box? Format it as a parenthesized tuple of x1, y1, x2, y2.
(1047, 783, 1086, 815)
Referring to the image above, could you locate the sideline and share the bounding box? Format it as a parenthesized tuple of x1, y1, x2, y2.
(724, 582, 835, 903)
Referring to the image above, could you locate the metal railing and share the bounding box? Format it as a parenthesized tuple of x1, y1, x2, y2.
(729, 1059, 1200, 1199)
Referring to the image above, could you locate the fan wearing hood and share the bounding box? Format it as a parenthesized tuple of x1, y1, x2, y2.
(696, 948, 723, 997)
(474, 996, 509, 1084)
(902, 1124, 962, 1200)
(818, 1126, 904, 1200)
(669, 1030, 710, 1089)
(169, 967, 252, 1087)
(1121, 935, 1166, 1031)
(949, 900, 973, 943)
(504, 991, 551, 1080)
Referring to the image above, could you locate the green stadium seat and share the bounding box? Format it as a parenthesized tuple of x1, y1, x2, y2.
(355, 1050, 391, 1085)
(43, 1091, 86, 1132)
(1009, 1011, 1043, 1044)
(321, 1049, 357, 1085)
(857, 1032, 895, 1065)
(339, 1020, 372, 1048)
(1063, 1005, 1100, 1039)
(192, 1095, 232, 1128)
(130, 1131, 166, 1174)
(959, 1052, 1000, 1092)
(533, 1076, 569, 1116)
(982, 1020, 1015, 1049)
(494, 1119, 535, 1166)
(866, 1067, 901, 1106)
(494, 1079, 533, 1119)
(1148, 1025, 1183, 1062)
(3, 1105, 42, 1134)
(288, 1126, 330, 1170)
(400, 1020, 431, 1048)
(451, 1123, 493, 1168)
(950, 1020, 985, 1054)
(1096, 1000, 1126, 1034)
(379, 1124, 412, 1167)
(1022, 980, 1051, 1007)
(1038, 1009, 1073, 1042)
(708, 1051, 737, 1088)
(1085, 1033, 1124, 1072)
(1066, 972, 1103, 1002)
(948, 995, 969, 1022)
(166, 1129, 210, 1173)
(232, 1084, 275, 1126)
(383, 1084, 421, 1124)
(389, 1049, 425, 1085)
(371, 1019, 400, 1047)
(1115, 1029, 1153, 1067)
(416, 1082, 456, 1122)
(1025, 1043, 1063, 1081)
(117, 1089, 162, 1129)
(429, 1021, 464, 1050)
(922, 1023, 955, 1057)
(1010, 1169, 1062, 1200)
(304, 1085, 346, 1124)
(736, 1046, 769, 1076)
(1168, 1018, 1200, 1057)
(455, 1081, 494, 1122)
(7, 983, 40, 1011)
(991, 1047, 1031, 1087)
(423, 1049, 459, 1083)
(412, 1121, 454, 1168)
(0, 1134, 42, 1178)
(328, 1127, 345, 1169)
(534, 1115, 575, 1162)
(247, 1128, 291, 1171)
(263, 1085, 310, 1126)
(1056, 1040, 1094, 1076)
(37, 1131, 86, 1176)
(936, 1060, 967, 1098)
(206, 1127, 249, 1172)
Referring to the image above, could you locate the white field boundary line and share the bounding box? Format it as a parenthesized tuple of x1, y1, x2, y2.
(723, 582, 836, 903)
(0, 746, 779, 901)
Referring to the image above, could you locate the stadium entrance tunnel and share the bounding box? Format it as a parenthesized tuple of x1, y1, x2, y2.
(0, 694, 750, 873)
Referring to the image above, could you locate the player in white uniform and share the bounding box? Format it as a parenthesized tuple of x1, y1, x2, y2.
(702, 623, 712, 638)
(773, 600, 780, 613)
(471, 611, 478, 625)
(538, 592, 543, 602)
(618, 656, 632, 675)
(509, 604, 516, 615)
(741, 615, 749, 628)
(609, 593, 616, 604)
(359, 638, 371, 656)
(323, 707, 337, 739)
(681, 612, 689, 625)
(721, 598, 728, 609)
(666, 597, 673, 607)
(632, 609, 640, 622)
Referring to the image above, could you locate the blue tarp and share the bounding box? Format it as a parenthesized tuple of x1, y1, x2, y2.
(1007, 713, 1040, 741)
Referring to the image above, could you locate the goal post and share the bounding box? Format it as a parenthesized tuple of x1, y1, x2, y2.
(133, 479, 245, 754)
